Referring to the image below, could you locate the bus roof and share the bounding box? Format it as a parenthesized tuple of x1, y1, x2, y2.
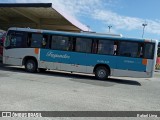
(8, 27, 157, 43)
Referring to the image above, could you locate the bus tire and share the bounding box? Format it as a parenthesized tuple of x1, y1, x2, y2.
(95, 66, 109, 80)
(25, 59, 37, 73)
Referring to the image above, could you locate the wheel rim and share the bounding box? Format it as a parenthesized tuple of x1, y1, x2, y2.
(27, 62, 34, 70)
(97, 69, 106, 78)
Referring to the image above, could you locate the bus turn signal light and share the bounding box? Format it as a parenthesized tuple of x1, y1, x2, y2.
(142, 59, 148, 65)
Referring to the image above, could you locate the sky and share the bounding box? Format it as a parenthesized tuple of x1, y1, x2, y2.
(1, 0, 160, 40)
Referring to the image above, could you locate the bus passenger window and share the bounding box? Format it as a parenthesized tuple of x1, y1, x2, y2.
(98, 40, 114, 55)
(30, 34, 43, 48)
(137, 43, 144, 58)
(68, 40, 73, 51)
(75, 38, 92, 53)
(92, 40, 98, 54)
(51, 35, 70, 51)
(42, 38, 46, 47)
(118, 41, 139, 57)
(42, 35, 48, 48)
(144, 43, 154, 59)
(114, 44, 118, 55)
(27, 33, 32, 47)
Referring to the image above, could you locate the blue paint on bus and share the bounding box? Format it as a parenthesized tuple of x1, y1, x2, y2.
(40, 49, 146, 72)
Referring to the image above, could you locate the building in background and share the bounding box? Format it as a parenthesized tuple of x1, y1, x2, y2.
(0, 3, 89, 32)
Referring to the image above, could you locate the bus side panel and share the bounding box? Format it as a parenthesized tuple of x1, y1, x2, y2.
(116, 57, 146, 71)
(39, 61, 54, 70)
(39, 49, 117, 73)
(114, 57, 152, 77)
(146, 59, 154, 72)
(89, 55, 151, 78)
(40, 49, 90, 73)
(39, 49, 152, 78)
(112, 69, 152, 78)
(3, 48, 39, 66)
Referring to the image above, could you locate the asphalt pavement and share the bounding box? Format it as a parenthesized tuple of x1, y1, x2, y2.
(0, 63, 160, 120)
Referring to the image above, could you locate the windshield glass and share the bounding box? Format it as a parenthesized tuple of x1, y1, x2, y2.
(4, 35, 10, 48)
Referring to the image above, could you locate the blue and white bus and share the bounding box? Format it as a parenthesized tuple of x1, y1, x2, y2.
(3, 27, 158, 79)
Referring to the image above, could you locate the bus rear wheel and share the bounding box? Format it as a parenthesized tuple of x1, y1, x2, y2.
(95, 66, 109, 80)
(25, 59, 37, 73)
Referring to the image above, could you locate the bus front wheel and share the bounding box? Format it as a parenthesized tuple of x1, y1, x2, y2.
(95, 66, 109, 80)
(25, 59, 37, 73)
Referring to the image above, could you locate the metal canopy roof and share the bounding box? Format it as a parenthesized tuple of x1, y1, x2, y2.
(0, 3, 88, 32)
